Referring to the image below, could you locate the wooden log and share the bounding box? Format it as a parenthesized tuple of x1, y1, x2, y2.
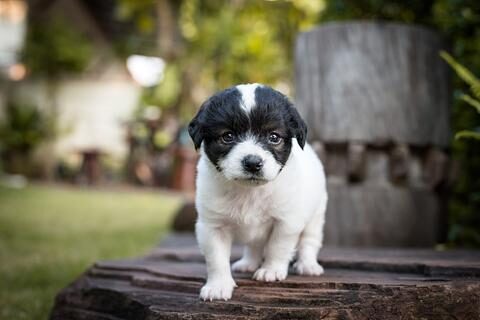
(50, 234, 480, 320)
(310, 140, 326, 164)
(389, 143, 410, 184)
(347, 142, 367, 182)
(324, 182, 439, 246)
(295, 22, 450, 146)
(324, 144, 347, 184)
(294, 22, 451, 246)
(423, 147, 449, 189)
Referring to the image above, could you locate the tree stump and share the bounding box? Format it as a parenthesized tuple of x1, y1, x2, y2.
(50, 234, 480, 320)
(295, 22, 451, 246)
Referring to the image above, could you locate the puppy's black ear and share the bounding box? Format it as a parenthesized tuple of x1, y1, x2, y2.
(188, 101, 208, 150)
(288, 106, 307, 149)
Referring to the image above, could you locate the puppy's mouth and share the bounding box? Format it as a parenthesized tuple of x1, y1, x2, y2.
(233, 176, 269, 186)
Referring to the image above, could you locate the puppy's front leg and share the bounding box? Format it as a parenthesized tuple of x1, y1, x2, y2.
(253, 222, 299, 282)
(196, 221, 237, 301)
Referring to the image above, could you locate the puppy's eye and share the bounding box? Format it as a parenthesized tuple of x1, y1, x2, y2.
(221, 132, 235, 144)
(268, 132, 282, 145)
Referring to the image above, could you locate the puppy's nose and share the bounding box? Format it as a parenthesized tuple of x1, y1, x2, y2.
(242, 155, 263, 173)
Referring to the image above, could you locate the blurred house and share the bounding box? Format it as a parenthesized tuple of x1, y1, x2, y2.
(1, 0, 142, 177)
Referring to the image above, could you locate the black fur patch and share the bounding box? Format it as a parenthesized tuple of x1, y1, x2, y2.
(188, 85, 307, 170)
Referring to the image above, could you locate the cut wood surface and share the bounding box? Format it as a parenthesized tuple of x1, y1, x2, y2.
(51, 234, 480, 320)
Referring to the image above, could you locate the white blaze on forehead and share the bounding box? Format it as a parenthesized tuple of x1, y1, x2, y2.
(236, 83, 262, 113)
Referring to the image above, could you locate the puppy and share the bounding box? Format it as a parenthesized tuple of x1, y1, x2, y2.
(188, 83, 327, 301)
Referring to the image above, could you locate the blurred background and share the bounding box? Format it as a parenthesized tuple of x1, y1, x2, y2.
(0, 0, 479, 318)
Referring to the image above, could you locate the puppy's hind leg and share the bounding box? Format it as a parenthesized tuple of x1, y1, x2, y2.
(294, 207, 326, 276)
(232, 244, 263, 273)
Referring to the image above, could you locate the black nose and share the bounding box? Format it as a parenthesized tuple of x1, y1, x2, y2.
(242, 155, 263, 173)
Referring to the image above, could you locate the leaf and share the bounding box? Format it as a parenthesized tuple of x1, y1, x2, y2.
(455, 130, 480, 140)
(440, 51, 480, 98)
(461, 94, 480, 114)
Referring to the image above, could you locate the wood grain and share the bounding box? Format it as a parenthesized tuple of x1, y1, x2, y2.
(50, 234, 480, 320)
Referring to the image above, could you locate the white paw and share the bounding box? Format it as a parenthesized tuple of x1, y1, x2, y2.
(199, 278, 237, 301)
(294, 260, 324, 276)
(232, 258, 260, 273)
(253, 266, 287, 282)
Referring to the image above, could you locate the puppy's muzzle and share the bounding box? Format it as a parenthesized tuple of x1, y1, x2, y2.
(242, 155, 263, 174)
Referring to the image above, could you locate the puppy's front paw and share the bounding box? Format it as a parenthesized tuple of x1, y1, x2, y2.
(232, 258, 261, 273)
(199, 278, 237, 301)
(294, 260, 324, 276)
(253, 266, 287, 282)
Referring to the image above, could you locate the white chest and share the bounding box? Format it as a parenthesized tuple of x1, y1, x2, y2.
(200, 183, 276, 244)
(220, 185, 273, 225)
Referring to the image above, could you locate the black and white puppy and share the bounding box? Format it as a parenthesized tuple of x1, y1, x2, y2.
(189, 83, 327, 301)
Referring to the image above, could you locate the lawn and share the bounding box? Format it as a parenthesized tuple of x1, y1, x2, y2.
(0, 184, 182, 320)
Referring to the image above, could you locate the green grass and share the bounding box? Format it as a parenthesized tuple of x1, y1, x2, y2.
(0, 184, 182, 320)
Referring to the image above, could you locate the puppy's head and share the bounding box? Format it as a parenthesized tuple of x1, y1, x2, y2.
(188, 83, 307, 186)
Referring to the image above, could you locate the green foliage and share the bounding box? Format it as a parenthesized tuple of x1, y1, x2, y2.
(439, 50, 480, 247)
(455, 130, 480, 140)
(22, 17, 93, 77)
(0, 184, 181, 319)
(116, 0, 156, 34)
(441, 51, 480, 140)
(116, 0, 320, 118)
(441, 52, 480, 98)
(461, 94, 480, 114)
(0, 102, 56, 176)
(320, 0, 435, 23)
(180, 1, 286, 87)
(0, 103, 55, 154)
(112, 0, 160, 57)
(177, 0, 320, 92)
(141, 64, 182, 111)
